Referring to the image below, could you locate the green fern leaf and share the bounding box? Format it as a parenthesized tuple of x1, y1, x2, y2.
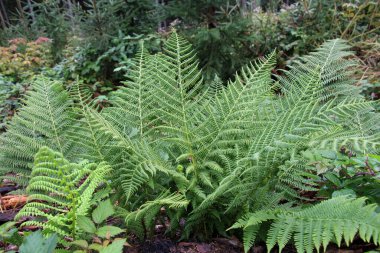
(15, 147, 111, 238)
(0, 76, 74, 186)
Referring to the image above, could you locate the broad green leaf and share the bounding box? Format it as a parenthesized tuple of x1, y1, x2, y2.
(19, 231, 57, 253)
(70, 240, 88, 249)
(332, 189, 356, 198)
(319, 150, 337, 160)
(99, 239, 126, 253)
(324, 173, 341, 187)
(92, 199, 115, 224)
(77, 216, 96, 233)
(96, 226, 125, 238)
(89, 244, 104, 251)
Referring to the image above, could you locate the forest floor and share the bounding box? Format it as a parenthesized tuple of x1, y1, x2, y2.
(124, 238, 377, 253)
(0, 182, 379, 253)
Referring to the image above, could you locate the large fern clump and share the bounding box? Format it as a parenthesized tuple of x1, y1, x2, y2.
(15, 147, 111, 239)
(1, 31, 379, 250)
(86, 32, 380, 241)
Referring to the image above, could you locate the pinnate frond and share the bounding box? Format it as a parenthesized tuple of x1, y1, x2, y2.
(15, 147, 110, 238)
(0, 76, 74, 186)
(233, 197, 380, 253)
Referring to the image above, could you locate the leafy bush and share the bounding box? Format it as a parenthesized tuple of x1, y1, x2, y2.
(1, 1, 378, 84)
(171, 1, 379, 81)
(0, 37, 52, 80)
(61, 33, 162, 85)
(72, 199, 126, 253)
(303, 149, 380, 204)
(0, 75, 25, 130)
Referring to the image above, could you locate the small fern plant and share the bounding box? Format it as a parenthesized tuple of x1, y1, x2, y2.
(124, 191, 189, 239)
(15, 147, 111, 239)
(230, 196, 380, 253)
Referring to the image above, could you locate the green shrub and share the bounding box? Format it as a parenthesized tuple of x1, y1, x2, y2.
(303, 149, 380, 204)
(0, 37, 52, 80)
(0, 75, 25, 131)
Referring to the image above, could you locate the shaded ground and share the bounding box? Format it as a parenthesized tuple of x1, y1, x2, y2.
(1, 183, 379, 253)
(123, 237, 378, 253)
(124, 238, 247, 253)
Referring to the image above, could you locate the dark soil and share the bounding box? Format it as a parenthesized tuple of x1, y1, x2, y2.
(124, 238, 244, 253)
(123, 237, 379, 253)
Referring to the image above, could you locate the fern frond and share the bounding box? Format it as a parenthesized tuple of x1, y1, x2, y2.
(119, 141, 173, 201)
(195, 38, 379, 225)
(275, 159, 319, 200)
(278, 39, 359, 99)
(196, 51, 277, 159)
(234, 197, 380, 253)
(106, 42, 156, 138)
(125, 191, 188, 239)
(0, 76, 74, 186)
(152, 32, 204, 164)
(68, 81, 112, 162)
(15, 147, 110, 238)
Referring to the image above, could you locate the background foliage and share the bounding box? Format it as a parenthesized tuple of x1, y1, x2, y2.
(0, 0, 378, 83)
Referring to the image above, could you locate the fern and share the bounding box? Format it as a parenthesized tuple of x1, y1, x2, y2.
(68, 81, 113, 163)
(106, 41, 156, 138)
(4, 32, 379, 245)
(85, 34, 379, 239)
(196, 39, 379, 216)
(232, 197, 380, 253)
(125, 191, 189, 239)
(151, 32, 205, 174)
(0, 76, 74, 186)
(15, 147, 111, 239)
(88, 32, 204, 202)
(90, 107, 187, 202)
(281, 39, 359, 99)
(275, 158, 319, 200)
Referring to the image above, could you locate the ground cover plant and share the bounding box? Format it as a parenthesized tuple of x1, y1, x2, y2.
(0, 30, 379, 252)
